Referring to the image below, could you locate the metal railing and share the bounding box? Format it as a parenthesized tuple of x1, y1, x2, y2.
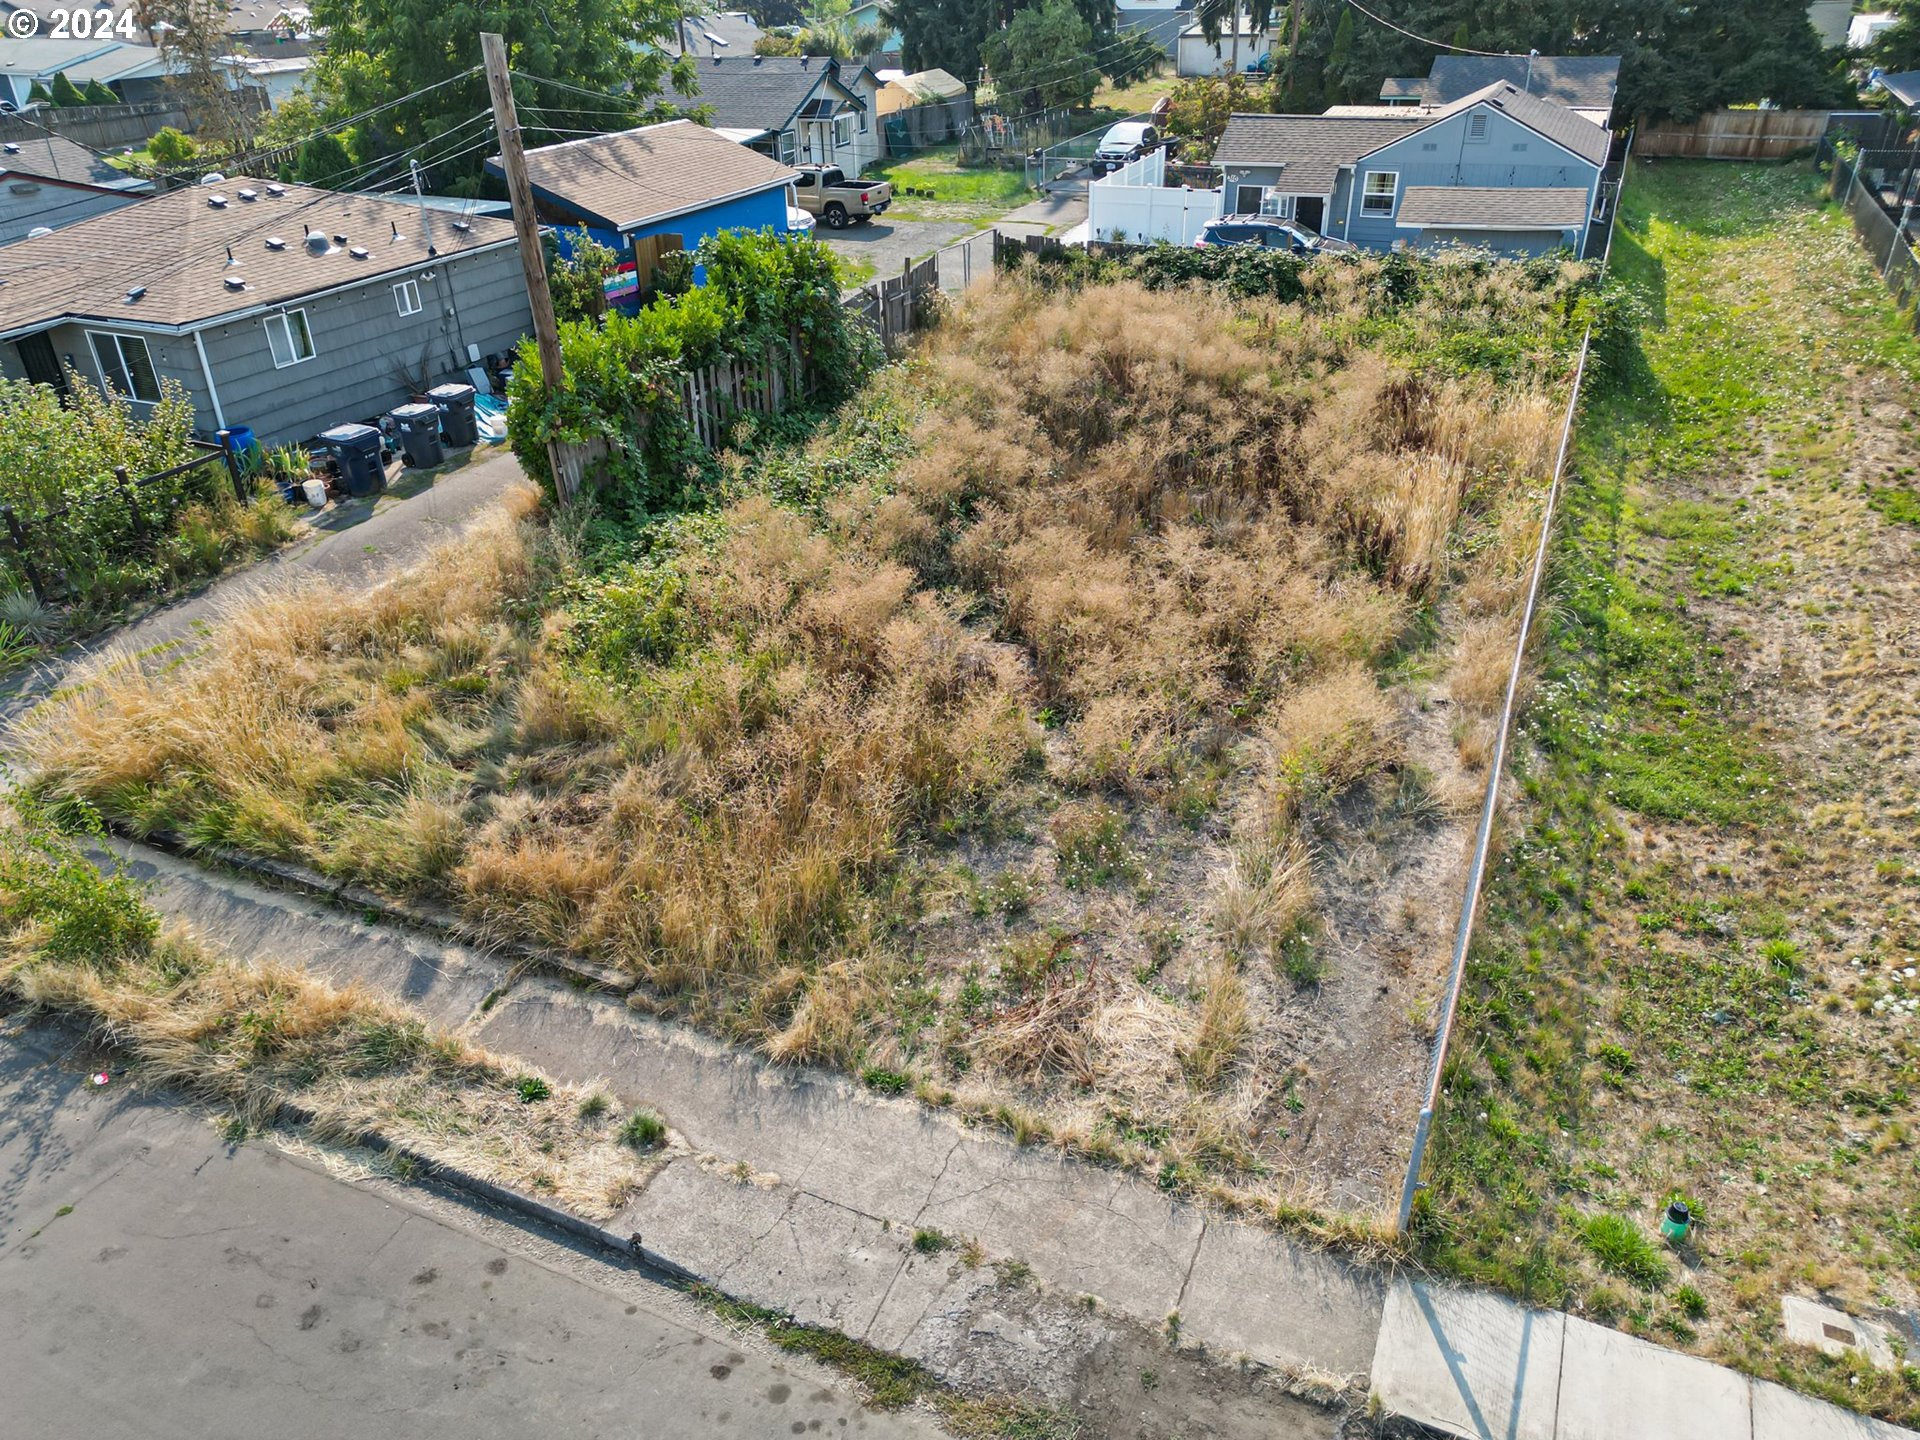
(1393, 127, 1633, 1234)
(1833, 148, 1920, 323)
(2, 433, 250, 606)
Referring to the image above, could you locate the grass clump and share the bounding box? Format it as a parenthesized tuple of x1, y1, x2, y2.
(1579, 1213, 1668, 1288)
(618, 1109, 667, 1149)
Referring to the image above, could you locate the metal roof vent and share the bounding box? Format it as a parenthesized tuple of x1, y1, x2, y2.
(304, 231, 332, 257)
(200, 172, 227, 185)
(237, 187, 257, 201)
(207, 193, 229, 208)
(450, 219, 471, 233)
(348, 245, 369, 259)
(25, 226, 52, 239)
(223, 275, 247, 291)
(1, 143, 17, 155)
(265, 236, 285, 250)
(332, 232, 347, 244)
(266, 182, 286, 196)
(125, 285, 146, 302)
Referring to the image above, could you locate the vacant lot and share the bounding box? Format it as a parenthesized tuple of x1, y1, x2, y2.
(22, 250, 1590, 1226)
(1418, 161, 1920, 1424)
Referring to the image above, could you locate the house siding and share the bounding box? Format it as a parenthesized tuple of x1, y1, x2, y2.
(0, 182, 140, 245)
(1416, 227, 1578, 256)
(192, 242, 529, 447)
(1327, 105, 1601, 251)
(1, 320, 216, 421)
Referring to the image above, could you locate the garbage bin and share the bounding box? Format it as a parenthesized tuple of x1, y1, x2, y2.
(390, 403, 446, 468)
(426, 382, 479, 448)
(318, 423, 385, 497)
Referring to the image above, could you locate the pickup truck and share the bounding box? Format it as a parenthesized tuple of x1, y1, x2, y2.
(791, 166, 892, 228)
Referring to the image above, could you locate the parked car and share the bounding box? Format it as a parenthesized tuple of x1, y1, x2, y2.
(1194, 216, 1356, 254)
(787, 202, 816, 234)
(791, 166, 892, 228)
(1091, 121, 1166, 177)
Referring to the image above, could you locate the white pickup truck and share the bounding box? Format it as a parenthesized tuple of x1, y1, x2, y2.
(791, 165, 892, 228)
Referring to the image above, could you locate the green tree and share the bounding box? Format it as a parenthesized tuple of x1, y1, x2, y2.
(1875, 0, 1920, 72)
(1167, 72, 1271, 160)
(82, 79, 117, 105)
(308, 0, 691, 190)
(290, 129, 355, 186)
(49, 72, 87, 108)
(546, 233, 620, 323)
(27, 80, 54, 104)
(147, 0, 256, 146)
(983, 0, 1097, 107)
(147, 126, 198, 164)
(1322, 6, 1354, 104)
(1103, 27, 1167, 85)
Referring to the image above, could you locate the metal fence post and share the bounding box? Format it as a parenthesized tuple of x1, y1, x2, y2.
(4, 505, 47, 605)
(218, 428, 248, 504)
(115, 465, 147, 541)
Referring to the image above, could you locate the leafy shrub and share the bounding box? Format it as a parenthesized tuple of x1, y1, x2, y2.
(0, 805, 157, 963)
(148, 127, 197, 165)
(513, 1075, 552, 1103)
(619, 1109, 667, 1148)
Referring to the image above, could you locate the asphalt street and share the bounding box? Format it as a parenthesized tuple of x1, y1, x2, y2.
(0, 1022, 939, 1440)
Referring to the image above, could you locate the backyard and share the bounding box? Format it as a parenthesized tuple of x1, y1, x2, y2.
(19, 238, 1593, 1230)
(1418, 159, 1920, 1425)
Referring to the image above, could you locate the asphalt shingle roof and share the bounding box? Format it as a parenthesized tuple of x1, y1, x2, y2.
(1397, 185, 1591, 229)
(0, 183, 515, 335)
(1441, 82, 1611, 166)
(671, 55, 856, 133)
(1214, 115, 1429, 193)
(1383, 55, 1621, 113)
(0, 133, 145, 190)
(502, 120, 796, 232)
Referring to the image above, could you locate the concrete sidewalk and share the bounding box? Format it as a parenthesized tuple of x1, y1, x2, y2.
(1372, 1279, 1920, 1440)
(102, 838, 1385, 1388)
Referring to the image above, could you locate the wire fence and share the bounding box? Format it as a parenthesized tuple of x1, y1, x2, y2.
(1832, 149, 1920, 321)
(1393, 127, 1634, 1234)
(1026, 112, 1154, 195)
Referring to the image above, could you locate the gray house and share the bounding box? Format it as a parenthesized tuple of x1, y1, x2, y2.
(0, 183, 530, 448)
(673, 55, 885, 173)
(1214, 82, 1612, 256)
(1, 133, 151, 245)
(1379, 55, 1622, 126)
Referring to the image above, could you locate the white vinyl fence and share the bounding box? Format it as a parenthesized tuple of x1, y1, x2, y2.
(1086, 147, 1223, 247)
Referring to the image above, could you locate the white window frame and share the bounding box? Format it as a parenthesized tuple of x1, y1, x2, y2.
(1361, 170, 1399, 218)
(1260, 192, 1296, 219)
(834, 113, 853, 148)
(264, 308, 315, 369)
(86, 330, 160, 404)
(393, 279, 422, 316)
(1234, 183, 1264, 215)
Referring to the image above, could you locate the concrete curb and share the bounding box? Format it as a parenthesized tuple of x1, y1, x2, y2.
(126, 826, 638, 996)
(273, 1098, 700, 1286)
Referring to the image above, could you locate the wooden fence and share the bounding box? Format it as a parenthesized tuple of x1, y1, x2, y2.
(1634, 108, 1835, 160)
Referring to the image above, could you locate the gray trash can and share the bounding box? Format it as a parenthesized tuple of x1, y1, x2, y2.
(427, 382, 479, 448)
(319, 423, 384, 496)
(391, 402, 446, 469)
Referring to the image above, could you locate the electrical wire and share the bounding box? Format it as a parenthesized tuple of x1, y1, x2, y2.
(1339, 0, 1517, 58)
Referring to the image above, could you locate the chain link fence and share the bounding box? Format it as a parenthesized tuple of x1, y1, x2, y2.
(1833, 150, 1920, 320)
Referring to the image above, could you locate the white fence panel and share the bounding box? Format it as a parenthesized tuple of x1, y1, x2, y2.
(1088, 147, 1222, 246)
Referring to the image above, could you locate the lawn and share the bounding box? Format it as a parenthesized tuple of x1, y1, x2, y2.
(1417, 159, 1920, 1425)
(866, 144, 1033, 222)
(24, 245, 1591, 1236)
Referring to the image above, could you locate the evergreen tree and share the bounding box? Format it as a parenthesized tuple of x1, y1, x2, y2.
(983, 0, 1098, 108)
(49, 72, 87, 108)
(83, 79, 117, 105)
(290, 129, 353, 187)
(27, 80, 54, 104)
(1323, 6, 1354, 105)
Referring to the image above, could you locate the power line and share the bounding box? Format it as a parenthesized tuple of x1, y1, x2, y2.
(1340, 0, 1517, 58)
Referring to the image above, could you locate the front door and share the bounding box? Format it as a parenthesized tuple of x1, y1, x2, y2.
(14, 331, 66, 394)
(1296, 196, 1325, 233)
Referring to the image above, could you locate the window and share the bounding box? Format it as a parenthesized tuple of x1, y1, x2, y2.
(1261, 193, 1296, 219)
(1467, 112, 1489, 143)
(1234, 184, 1264, 214)
(88, 331, 160, 403)
(834, 113, 853, 148)
(394, 279, 422, 316)
(1361, 171, 1398, 217)
(859, 106, 868, 133)
(264, 308, 315, 369)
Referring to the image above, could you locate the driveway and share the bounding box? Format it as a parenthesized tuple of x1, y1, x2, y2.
(815, 216, 980, 278)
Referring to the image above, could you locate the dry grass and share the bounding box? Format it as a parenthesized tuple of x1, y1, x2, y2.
(21, 257, 1584, 1221)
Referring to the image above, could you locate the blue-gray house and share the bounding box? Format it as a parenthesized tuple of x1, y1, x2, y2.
(1214, 81, 1613, 257)
(490, 119, 797, 305)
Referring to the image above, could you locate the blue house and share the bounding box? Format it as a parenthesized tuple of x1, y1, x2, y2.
(490, 119, 796, 305)
(1214, 81, 1613, 257)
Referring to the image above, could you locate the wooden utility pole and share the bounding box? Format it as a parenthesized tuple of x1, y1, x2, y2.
(481, 31, 572, 495)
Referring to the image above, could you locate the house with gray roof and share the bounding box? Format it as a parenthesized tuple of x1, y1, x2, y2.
(0, 132, 151, 244)
(0, 183, 531, 447)
(1379, 55, 1622, 126)
(672, 55, 885, 173)
(1215, 81, 1615, 257)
